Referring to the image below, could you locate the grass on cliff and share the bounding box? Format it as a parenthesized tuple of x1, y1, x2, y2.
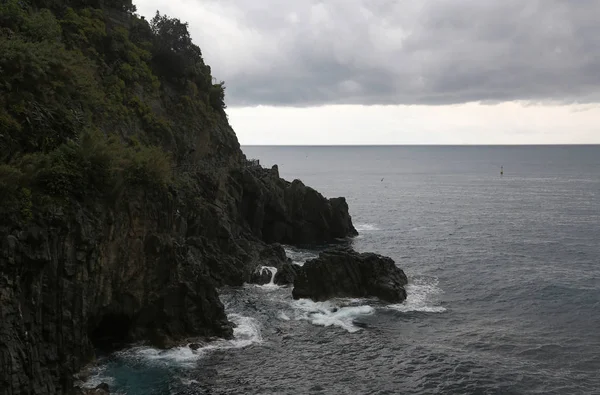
(0, 0, 228, 221)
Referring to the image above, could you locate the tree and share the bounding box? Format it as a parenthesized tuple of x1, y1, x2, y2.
(149, 11, 205, 84)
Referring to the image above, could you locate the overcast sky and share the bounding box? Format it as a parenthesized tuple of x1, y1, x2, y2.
(138, 0, 600, 145)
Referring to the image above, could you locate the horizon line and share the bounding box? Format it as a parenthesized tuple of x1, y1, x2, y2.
(241, 143, 600, 147)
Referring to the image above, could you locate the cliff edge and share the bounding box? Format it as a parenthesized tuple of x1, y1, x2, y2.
(0, 1, 357, 394)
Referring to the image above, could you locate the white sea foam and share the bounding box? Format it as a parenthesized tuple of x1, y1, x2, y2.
(180, 378, 200, 386)
(284, 247, 318, 266)
(254, 266, 280, 289)
(81, 312, 263, 384)
(228, 313, 263, 348)
(78, 365, 115, 389)
(278, 311, 291, 321)
(291, 299, 374, 333)
(387, 278, 447, 313)
(355, 223, 380, 231)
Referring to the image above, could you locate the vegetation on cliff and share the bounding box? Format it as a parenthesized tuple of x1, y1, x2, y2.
(0, 3, 359, 394)
(0, 0, 228, 222)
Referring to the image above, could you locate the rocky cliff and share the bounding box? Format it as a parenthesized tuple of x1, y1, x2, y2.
(0, 165, 356, 395)
(0, 1, 357, 394)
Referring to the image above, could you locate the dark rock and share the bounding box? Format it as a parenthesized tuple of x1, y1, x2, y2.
(250, 266, 275, 285)
(72, 383, 110, 395)
(0, 10, 358, 395)
(236, 170, 358, 245)
(274, 262, 302, 286)
(189, 343, 202, 351)
(0, 166, 358, 394)
(95, 383, 110, 393)
(292, 248, 408, 303)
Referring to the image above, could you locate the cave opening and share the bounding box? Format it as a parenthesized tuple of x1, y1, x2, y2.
(89, 313, 133, 352)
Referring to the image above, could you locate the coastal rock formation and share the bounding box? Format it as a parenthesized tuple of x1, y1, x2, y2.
(235, 167, 358, 245)
(292, 248, 408, 303)
(0, 167, 358, 395)
(273, 262, 302, 286)
(0, 1, 359, 394)
(249, 260, 302, 286)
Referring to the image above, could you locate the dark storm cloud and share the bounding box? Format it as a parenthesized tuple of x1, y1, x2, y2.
(149, 0, 600, 106)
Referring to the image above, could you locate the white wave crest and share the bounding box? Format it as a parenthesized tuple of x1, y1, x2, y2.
(278, 311, 291, 321)
(80, 313, 262, 390)
(101, 314, 261, 370)
(254, 266, 281, 289)
(355, 223, 380, 231)
(228, 313, 263, 348)
(387, 278, 446, 313)
(283, 247, 318, 266)
(291, 299, 374, 333)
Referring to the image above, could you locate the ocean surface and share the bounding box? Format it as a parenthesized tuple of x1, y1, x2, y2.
(84, 145, 600, 394)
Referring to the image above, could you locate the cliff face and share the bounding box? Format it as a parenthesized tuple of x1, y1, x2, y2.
(0, 2, 358, 394)
(235, 166, 357, 245)
(0, 165, 357, 394)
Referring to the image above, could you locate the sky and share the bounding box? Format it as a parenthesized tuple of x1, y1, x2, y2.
(137, 0, 600, 145)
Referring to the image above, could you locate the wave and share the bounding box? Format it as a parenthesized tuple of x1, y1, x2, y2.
(278, 311, 291, 321)
(355, 223, 380, 231)
(290, 299, 374, 333)
(284, 247, 318, 266)
(254, 266, 281, 290)
(386, 277, 447, 313)
(80, 313, 262, 389)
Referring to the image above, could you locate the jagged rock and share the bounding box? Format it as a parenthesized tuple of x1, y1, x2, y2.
(94, 383, 110, 394)
(236, 169, 358, 245)
(292, 248, 408, 303)
(0, 169, 358, 394)
(0, 4, 359, 395)
(189, 343, 202, 351)
(274, 262, 302, 286)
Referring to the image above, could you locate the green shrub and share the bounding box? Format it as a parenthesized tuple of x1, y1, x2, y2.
(25, 9, 62, 41)
(209, 82, 227, 111)
(0, 0, 230, 205)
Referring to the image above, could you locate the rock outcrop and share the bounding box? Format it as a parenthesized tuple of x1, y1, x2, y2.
(292, 248, 408, 303)
(0, 2, 360, 394)
(248, 260, 301, 286)
(235, 167, 358, 245)
(0, 164, 358, 394)
(273, 262, 302, 286)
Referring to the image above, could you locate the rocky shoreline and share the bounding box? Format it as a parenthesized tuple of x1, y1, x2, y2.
(0, 2, 406, 393)
(0, 161, 365, 394)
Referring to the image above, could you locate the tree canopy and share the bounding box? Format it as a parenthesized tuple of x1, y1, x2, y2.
(0, 0, 229, 221)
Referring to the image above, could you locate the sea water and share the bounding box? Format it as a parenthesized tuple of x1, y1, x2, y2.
(84, 145, 600, 394)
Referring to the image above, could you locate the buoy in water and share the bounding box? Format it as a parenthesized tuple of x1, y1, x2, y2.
(500, 166, 504, 176)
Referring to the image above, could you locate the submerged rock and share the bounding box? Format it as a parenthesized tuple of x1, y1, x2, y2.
(292, 248, 408, 303)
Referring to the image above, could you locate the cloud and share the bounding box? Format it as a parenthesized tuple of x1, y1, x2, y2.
(137, 0, 600, 107)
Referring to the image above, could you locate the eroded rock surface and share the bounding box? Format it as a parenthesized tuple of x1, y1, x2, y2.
(292, 248, 408, 303)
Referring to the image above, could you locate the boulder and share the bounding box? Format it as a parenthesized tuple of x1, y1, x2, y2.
(249, 261, 301, 286)
(274, 262, 302, 285)
(292, 248, 408, 303)
(236, 170, 359, 245)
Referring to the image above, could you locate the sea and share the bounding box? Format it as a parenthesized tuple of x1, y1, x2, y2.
(83, 145, 600, 394)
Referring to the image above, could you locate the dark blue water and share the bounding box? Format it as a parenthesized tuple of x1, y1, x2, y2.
(84, 146, 600, 394)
